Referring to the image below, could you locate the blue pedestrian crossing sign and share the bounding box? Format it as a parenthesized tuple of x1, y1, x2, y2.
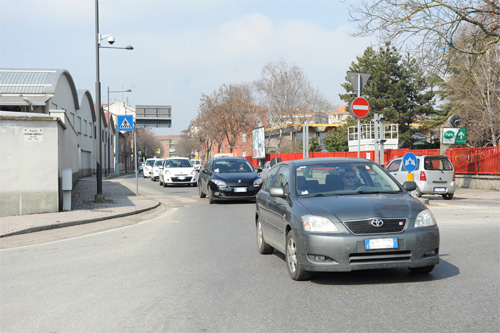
(403, 152, 417, 172)
(117, 115, 134, 131)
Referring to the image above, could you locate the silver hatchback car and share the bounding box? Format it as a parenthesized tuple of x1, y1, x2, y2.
(256, 158, 440, 281)
(386, 155, 456, 200)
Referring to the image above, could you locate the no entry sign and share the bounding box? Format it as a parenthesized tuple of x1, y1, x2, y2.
(349, 97, 370, 118)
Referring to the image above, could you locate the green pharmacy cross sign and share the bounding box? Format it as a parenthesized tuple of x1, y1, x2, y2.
(443, 128, 467, 145)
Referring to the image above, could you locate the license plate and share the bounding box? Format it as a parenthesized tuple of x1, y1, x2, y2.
(434, 187, 446, 193)
(365, 238, 398, 250)
(234, 187, 247, 193)
(178, 176, 186, 180)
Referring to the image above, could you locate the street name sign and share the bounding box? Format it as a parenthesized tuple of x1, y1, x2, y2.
(349, 97, 370, 118)
(403, 152, 417, 172)
(117, 115, 134, 132)
(443, 128, 466, 144)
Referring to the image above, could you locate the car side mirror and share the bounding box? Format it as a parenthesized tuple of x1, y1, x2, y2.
(201, 168, 209, 174)
(256, 168, 262, 173)
(403, 181, 417, 191)
(270, 187, 285, 198)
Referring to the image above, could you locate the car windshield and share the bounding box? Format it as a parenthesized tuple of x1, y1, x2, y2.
(295, 162, 401, 196)
(213, 160, 254, 173)
(154, 160, 163, 167)
(166, 159, 192, 168)
(146, 160, 155, 166)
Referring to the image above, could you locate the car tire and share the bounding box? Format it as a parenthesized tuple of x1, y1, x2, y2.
(286, 230, 311, 281)
(208, 187, 216, 204)
(442, 193, 454, 200)
(409, 265, 435, 274)
(163, 180, 167, 188)
(199, 183, 206, 198)
(159, 178, 163, 186)
(410, 186, 422, 198)
(257, 218, 274, 254)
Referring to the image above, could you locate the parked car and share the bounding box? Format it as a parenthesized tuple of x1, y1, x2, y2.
(198, 157, 263, 204)
(190, 158, 202, 171)
(386, 155, 456, 200)
(259, 157, 283, 180)
(255, 158, 440, 281)
(138, 162, 145, 173)
(151, 159, 165, 181)
(143, 158, 157, 178)
(159, 157, 197, 187)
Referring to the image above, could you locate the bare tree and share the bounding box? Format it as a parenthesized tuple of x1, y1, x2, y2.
(349, 1, 499, 69)
(446, 46, 500, 146)
(136, 127, 161, 159)
(176, 129, 198, 158)
(254, 59, 332, 153)
(217, 84, 254, 154)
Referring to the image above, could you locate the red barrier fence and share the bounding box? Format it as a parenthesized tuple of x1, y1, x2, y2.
(246, 146, 500, 175)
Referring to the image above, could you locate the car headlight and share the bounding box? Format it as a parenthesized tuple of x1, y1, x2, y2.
(301, 215, 340, 233)
(211, 179, 227, 188)
(190, 169, 196, 176)
(415, 209, 437, 228)
(253, 178, 263, 187)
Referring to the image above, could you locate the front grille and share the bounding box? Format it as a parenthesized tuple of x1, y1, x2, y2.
(343, 218, 407, 235)
(172, 177, 192, 182)
(349, 251, 411, 264)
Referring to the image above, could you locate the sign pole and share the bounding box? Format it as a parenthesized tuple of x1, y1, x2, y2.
(357, 75, 361, 158)
(134, 121, 138, 194)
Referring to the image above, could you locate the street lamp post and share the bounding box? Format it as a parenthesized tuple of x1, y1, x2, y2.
(107, 87, 131, 176)
(94, 0, 133, 201)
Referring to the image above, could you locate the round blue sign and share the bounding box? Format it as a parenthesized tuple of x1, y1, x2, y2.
(403, 152, 417, 172)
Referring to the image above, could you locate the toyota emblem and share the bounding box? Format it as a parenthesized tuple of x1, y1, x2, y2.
(370, 219, 384, 227)
(238, 179, 242, 184)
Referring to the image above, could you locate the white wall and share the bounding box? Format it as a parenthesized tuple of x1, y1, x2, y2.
(0, 115, 59, 216)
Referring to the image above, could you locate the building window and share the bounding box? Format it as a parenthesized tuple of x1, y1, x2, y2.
(77, 116, 82, 133)
(241, 133, 246, 142)
(242, 150, 246, 157)
(84, 120, 88, 136)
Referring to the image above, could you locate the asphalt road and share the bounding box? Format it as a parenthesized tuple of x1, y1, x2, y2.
(1, 177, 499, 332)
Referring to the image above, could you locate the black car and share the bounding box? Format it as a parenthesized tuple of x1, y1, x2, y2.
(198, 158, 263, 204)
(256, 158, 440, 281)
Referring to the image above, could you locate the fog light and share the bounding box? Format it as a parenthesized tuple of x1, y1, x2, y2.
(424, 249, 437, 256)
(215, 192, 220, 196)
(315, 255, 326, 261)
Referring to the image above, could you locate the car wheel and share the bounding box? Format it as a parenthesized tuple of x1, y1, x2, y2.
(163, 180, 167, 188)
(257, 218, 274, 254)
(410, 186, 422, 198)
(199, 183, 206, 198)
(159, 177, 163, 186)
(409, 265, 435, 274)
(286, 230, 311, 281)
(208, 187, 216, 204)
(442, 193, 454, 200)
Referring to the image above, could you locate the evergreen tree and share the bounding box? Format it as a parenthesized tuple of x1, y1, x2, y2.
(340, 43, 437, 148)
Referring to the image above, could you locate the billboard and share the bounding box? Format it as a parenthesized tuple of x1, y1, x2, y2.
(252, 127, 266, 159)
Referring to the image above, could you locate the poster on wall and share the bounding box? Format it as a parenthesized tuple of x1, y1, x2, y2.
(252, 127, 266, 159)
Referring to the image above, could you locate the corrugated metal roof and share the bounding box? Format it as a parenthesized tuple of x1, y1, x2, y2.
(0, 68, 66, 94)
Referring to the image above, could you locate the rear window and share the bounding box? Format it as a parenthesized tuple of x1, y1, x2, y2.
(423, 157, 453, 171)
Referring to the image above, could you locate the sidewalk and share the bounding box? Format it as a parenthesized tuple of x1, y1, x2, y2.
(0, 176, 160, 238)
(0, 177, 498, 238)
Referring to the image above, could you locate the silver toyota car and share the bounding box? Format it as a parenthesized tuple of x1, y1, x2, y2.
(255, 158, 440, 281)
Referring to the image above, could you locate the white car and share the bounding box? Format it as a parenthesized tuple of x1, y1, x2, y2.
(159, 157, 197, 187)
(143, 158, 157, 178)
(190, 159, 202, 171)
(386, 155, 456, 200)
(151, 159, 164, 181)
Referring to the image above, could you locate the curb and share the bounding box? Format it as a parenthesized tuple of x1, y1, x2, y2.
(0, 202, 161, 238)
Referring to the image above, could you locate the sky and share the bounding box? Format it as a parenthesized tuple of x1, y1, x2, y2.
(0, 0, 375, 135)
